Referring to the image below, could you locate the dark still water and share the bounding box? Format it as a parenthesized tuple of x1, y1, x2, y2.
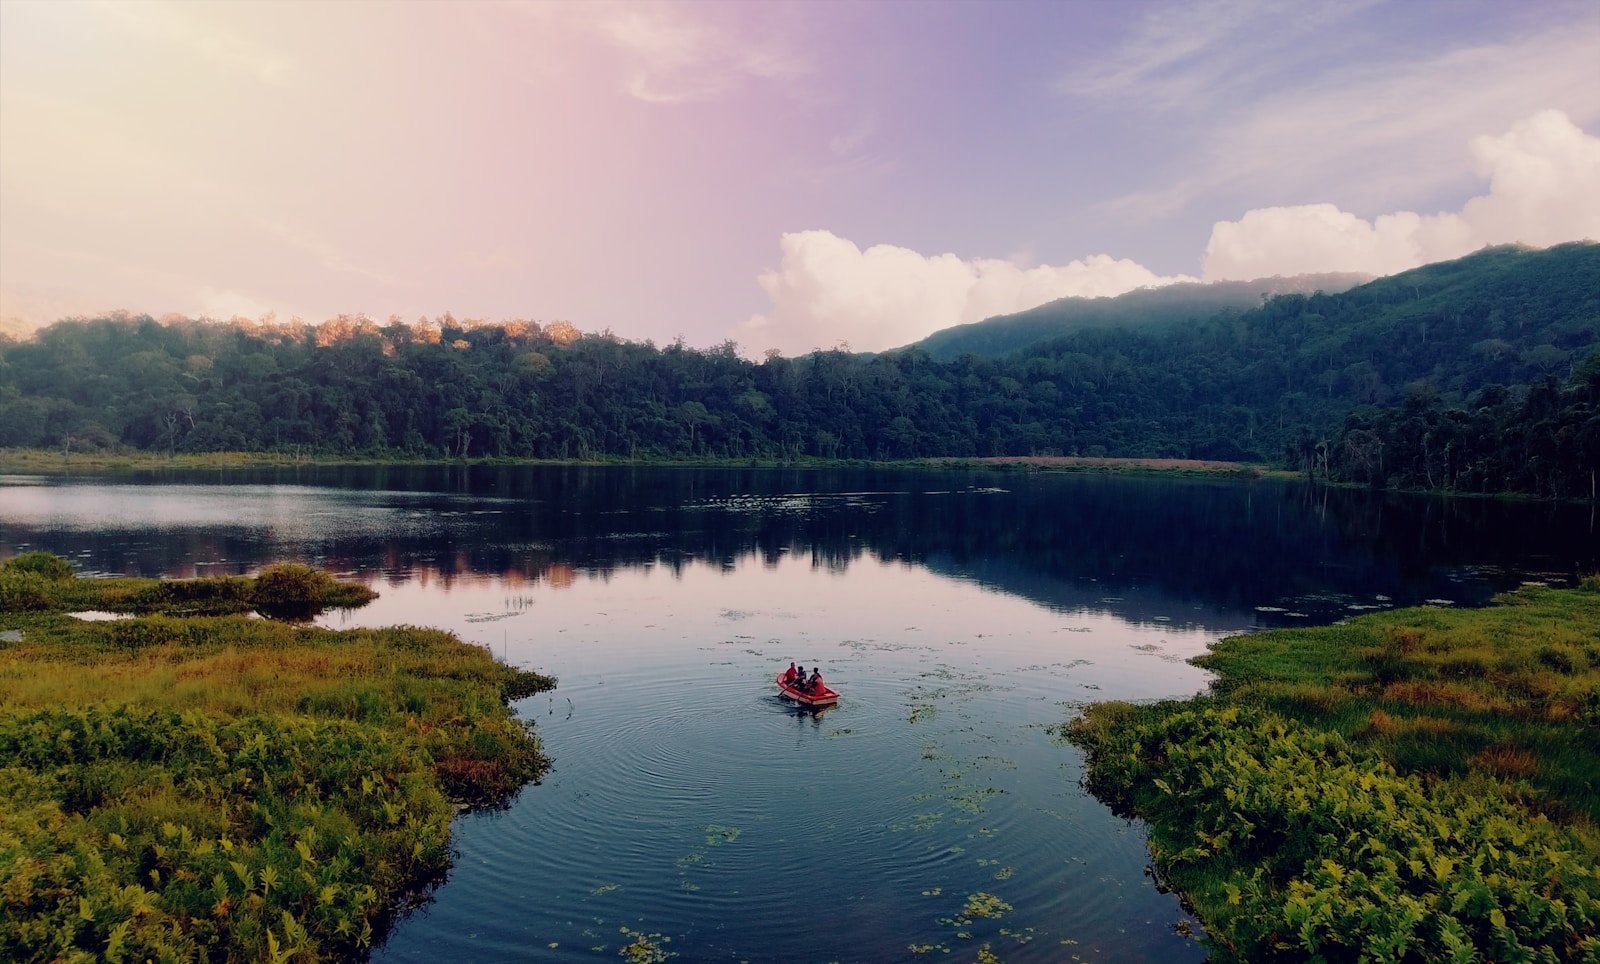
(2, 466, 1596, 962)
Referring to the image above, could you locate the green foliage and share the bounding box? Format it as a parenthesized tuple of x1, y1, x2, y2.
(251, 563, 339, 605)
(0, 553, 77, 611)
(1071, 703, 1599, 961)
(250, 563, 377, 619)
(0, 571, 56, 612)
(2, 551, 75, 581)
(0, 561, 556, 960)
(1319, 357, 1600, 498)
(1194, 583, 1600, 820)
(1067, 584, 1600, 961)
(0, 244, 1594, 492)
(0, 705, 449, 961)
(0, 553, 377, 620)
(909, 272, 1370, 360)
(97, 576, 257, 615)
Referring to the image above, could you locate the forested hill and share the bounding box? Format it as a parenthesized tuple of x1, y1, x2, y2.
(1, 243, 1596, 497)
(907, 271, 1371, 360)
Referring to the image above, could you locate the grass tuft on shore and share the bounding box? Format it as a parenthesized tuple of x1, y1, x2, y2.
(0, 555, 553, 961)
(1067, 580, 1600, 961)
(0, 553, 377, 619)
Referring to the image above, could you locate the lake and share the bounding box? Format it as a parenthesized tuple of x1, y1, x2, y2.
(2, 466, 1595, 961)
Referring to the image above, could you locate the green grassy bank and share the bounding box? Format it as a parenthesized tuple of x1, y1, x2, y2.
(0, 553, 554, 962)
(1068, 580, 1600, 961)
(0, 446, 1271, 478)
(0, 447, 915, 473)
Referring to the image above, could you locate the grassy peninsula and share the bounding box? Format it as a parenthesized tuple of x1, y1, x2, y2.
(1068, 580, 1600, 961)
(0, 553, 553, 961)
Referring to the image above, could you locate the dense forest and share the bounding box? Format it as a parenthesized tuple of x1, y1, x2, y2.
(1, 243, 1595, 497)
(907, 270, 1370, 360)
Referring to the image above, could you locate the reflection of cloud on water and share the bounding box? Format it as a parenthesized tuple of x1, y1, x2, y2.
(0, 482, 518, 543)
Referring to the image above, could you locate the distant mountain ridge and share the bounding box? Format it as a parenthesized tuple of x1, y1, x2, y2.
(906, 272, 1373, 360)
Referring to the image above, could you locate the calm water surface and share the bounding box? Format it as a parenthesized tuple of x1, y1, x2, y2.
(3, 466, 1596, 962)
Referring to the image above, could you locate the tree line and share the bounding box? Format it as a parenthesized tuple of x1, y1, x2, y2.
(0, 243, 1595, 497)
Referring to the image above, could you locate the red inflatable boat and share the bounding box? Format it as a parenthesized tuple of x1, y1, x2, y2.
(776, 674, 839, 707)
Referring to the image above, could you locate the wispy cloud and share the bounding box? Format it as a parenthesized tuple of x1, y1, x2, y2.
(253, 219, 409, 289)
(1058, 0, 1378, 111)
(510, 0, 809, 104)
(1065, 2, 1600, 220)
(94, 0, 291, 85)
(828, 110, 877, 157)
(0, 85, 405, 310)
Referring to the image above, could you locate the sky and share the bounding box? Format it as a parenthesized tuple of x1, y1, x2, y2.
(1, 0, 1598, 355)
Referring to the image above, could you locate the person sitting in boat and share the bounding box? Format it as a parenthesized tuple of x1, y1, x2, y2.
(782, 662, 799, 686)
(792, 665, 806, 691)
(808, 668, 824, 693)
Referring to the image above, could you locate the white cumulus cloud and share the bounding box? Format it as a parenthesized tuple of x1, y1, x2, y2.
(740, 231, 1193, 356)
(1202, 109, 1600, 280)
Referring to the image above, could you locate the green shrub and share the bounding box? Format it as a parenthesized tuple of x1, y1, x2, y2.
(0, 571, 56, 612)
(1, 551, 74, 581)
(1070, 703, 1600, 961)
(251, 563, 337, 604)
(251, 564, 375, 618)
(0, 705, 452, 961)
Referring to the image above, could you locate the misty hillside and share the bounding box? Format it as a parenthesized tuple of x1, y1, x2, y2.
(906, 271, 1372, 360)
(1, 243, 1596, 496)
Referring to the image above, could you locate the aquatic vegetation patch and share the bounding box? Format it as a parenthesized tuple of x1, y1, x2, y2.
(1068, 584, 1600, 962)
(945, 785, 1003, 816)
(617, 928, 675, 963)
(703, 824, 741, 846)
(958, 891, 1013, 922)
(888, 811, 945, 833)
(0, 555, 554, 960)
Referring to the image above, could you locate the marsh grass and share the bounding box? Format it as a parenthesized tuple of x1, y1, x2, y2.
(0, 554, 377, 621)
(0, 555, 553, 961)
(1068, 581, 1600, 961)
(1194, 582, 1600, 821)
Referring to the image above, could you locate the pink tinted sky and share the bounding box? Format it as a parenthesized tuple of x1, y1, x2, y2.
(2, 0, 1598, 354)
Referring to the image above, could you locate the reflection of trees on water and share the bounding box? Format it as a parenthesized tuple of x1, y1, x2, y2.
(2, 466, 1595, 624)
